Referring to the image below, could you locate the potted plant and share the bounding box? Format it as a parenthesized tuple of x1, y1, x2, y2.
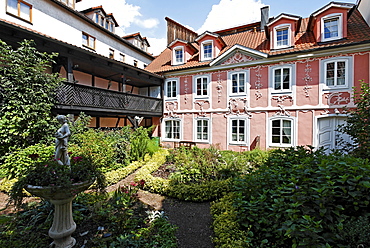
(10, 115, 106, 248)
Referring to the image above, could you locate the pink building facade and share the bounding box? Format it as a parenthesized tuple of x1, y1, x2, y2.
(146, 2, 370, 151)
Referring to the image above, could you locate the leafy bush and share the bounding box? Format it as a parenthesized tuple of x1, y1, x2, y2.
(0, 188, 177, 248)
(0, 144, 54, 180)
(130, 126, 157, 162)
(211, 193, 252, 248)
(0, 39, 62, 158)
(71, 129, 117, 172)
(337, 215, 370, 247)
(104, 126, 131, 166)
(135, 149, 232, 202)
(232, 146, 370, 247)
(337, 79, 370, 159)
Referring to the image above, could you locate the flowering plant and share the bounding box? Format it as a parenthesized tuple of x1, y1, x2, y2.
(10, 150, 106, 207)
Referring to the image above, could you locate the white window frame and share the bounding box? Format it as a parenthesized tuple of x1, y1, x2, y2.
(194, 118, 210, 143)
(201, 40, 214, 61)
(194, 75, 210, 99)
(274, 24, 291, 49)
(173, 46, 184, 65)
(269, 117, 295, 147)
(270, 64, 295, 93)
(163, 118, 181, 141)
(321, 57, 352, 90)
(6, 0, 32, 22)
(229, 117, 248, 145)
(229, 71, 248, 96)
(82, 32, 96, 50)
(164, 79, 178, 100)
(321, 13, 343, 42)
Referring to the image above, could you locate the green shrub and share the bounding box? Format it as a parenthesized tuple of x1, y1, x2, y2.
(0, 39, 62, 158)
(135, 149, 232, 202)
(0, 144, 54, 180)
(211, 193, 252, 248)
(129, 126, 154, 162)
(104, 126, 132, 166)
(337, 79, 370, 159)
(232, 146, 370, 247)
(337, 215, 370, 247)
(72, 129, 117, 172)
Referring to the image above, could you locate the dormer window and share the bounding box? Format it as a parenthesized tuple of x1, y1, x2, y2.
(202, 41, 213, 60)
(276, 27, 289, 47)
(173, 47, 184, 65)
(274, 24, 291, 49)
(321, 14, 342, 42)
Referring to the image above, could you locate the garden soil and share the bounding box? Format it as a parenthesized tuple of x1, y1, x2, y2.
(0, 172, 215, 248)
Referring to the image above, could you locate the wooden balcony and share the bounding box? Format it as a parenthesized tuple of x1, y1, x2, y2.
(54, 82, 163, 117)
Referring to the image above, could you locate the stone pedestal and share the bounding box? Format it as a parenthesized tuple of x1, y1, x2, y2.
(25, 180, 93, 248)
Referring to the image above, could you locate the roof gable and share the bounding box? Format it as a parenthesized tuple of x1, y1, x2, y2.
(210, 44, 268, 66)
(195, 31, 226, 47)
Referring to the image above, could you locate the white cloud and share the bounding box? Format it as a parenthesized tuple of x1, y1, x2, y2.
(197, 0, 265, 33)
(75, 0, 158, 35)
(147, 37, 167, 56)
(134, 18, 160, 29)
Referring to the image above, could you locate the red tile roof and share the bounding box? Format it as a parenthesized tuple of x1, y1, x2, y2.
(145, 9, 370, 74)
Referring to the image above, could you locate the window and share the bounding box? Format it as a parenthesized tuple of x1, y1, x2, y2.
(271, 118, 293, 146)
(196, 119, 209, 142)
(277, 28, 288, 47)
(203, 42, 213, 60)
(274, 24, 291, 49)
(230, 118, 247, 144)
(7, 0, 32, 22)
(324, 18, 338, 39)
(119, 53, 125, 62)
(322, 58, 350, 88)
(165, 80, 177, 98)
(195, 76, 209, 97)
(164, 119, 180, 140)
(174, 47, 184, 64)
(326, 61, 345, 86)
(59, 0, 74, 8)
(133, 60, 138, 67)
(82, 32, 96, 49)
(230, 72, 246, 95)
(109, 49, 114, 59)
(273, 67, 291, 91)
(321, 14, 342, 42)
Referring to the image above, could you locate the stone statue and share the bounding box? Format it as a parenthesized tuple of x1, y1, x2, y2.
(55, 115, 71, 166)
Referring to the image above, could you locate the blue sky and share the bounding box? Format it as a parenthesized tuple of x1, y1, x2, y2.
(76, 0, 358, 55)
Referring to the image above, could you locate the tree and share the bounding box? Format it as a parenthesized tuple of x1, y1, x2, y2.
(0, 39, 62, 158)
(337, 79, 370, 159)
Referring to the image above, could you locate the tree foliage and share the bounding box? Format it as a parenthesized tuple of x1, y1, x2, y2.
(338, 79, 370, 159)
(0, 39, 62, 158)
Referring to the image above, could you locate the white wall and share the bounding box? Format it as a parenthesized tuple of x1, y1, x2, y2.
(0, 0, 152, 69)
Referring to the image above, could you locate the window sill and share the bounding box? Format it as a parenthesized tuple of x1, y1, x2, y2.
(82, 45, 96, 51)
(6, 12, 32, 24)
(271, 91, 292, 95)
(322, 86, 349, 91)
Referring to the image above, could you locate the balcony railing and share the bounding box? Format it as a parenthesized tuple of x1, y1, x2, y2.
(55, 82, 162, 116)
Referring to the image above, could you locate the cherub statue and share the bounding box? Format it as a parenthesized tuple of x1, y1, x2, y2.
(55, 115, 71, 166)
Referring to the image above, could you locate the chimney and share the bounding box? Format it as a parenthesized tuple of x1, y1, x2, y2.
(260, 6, 269, 31)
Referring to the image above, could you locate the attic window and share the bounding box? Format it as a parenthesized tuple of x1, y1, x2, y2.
(203, 42, 213, 60)
(274, 24, 291, 49)
(172, 46, 184, 65)
(321, 13, 343, 42)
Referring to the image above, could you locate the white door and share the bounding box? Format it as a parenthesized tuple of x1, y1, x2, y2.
(317, 117, 350, 153)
